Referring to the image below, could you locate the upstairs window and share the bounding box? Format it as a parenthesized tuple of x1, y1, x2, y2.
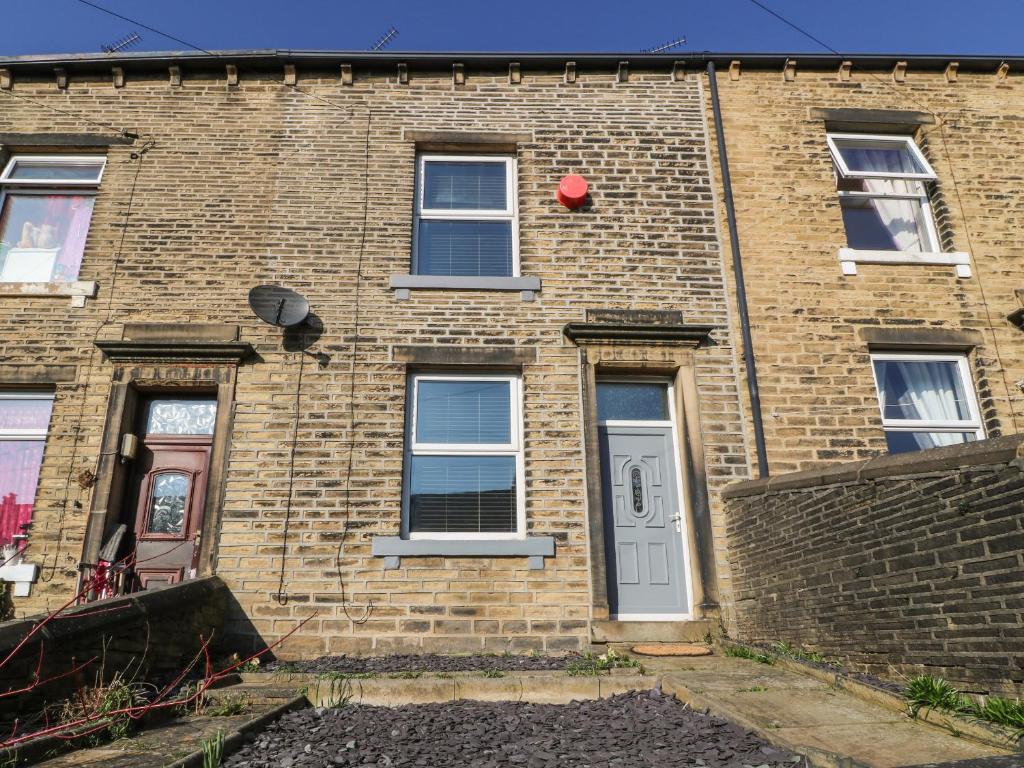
(827, 134, 939, 253)
(0, 155, 105, 283)
(413, 155, 518, 277)
(870, 353, 983, 454)
(404, 373, 524, 538)
(0, 392, 54, 546)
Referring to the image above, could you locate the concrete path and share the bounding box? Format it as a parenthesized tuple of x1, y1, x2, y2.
(656, 655, 1014, 768)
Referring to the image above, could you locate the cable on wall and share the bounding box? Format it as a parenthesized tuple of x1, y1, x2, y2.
(334, 104, 374, 625)
(45, 140, 154, 582)
(273, 351, 306, 605)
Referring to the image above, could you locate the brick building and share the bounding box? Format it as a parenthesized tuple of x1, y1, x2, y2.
(0, 51, 748, 654)
(704, 54, 1024, 475)
(0, 50, 1019, 666)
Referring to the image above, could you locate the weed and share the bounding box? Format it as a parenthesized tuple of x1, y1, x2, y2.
(313, 677, 353, 708)
(201, 731, 224, 768)
(769, 641, 835, 666)
(702, 630, 714, 645)
(385, 671, 422, 679)
(206, 693, 250, 717)
(906, 675, 971, 716)
(320, 671, 378, 681)
(906, 676, 1024, 741)
(724, 645, 774, 665)
(480, 670, 504, 678)
(60, 672, 147, 741)
(737, 686, 768, 693)
(971, 695, 1024, 735)
(566, 649, 643, 677)
(436, 672, 454, 679)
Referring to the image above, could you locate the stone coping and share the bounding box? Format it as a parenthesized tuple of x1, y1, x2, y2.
(0, 576, 226, 650)
(722, 434, 1024, 500)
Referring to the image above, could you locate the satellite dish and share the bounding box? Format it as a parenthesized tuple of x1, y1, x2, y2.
(248, 285, 310, 328)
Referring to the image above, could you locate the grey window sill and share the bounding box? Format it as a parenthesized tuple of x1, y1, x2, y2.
(371, 535, 554, 570)
(0, 281, 97, 299)
(390, 274, 541, 301)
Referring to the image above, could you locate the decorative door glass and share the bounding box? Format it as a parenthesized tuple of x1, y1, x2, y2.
(146, 472, 188, 534)
(145, 400, 217, 435)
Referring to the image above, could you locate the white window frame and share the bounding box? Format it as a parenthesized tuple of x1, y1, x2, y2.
(402, 372, 525, 540)
(0, 155, 106, 187)
(0, 391, 55, 440)
(0, 155, 105, 287)
(412, 153, 519, 277)
(826, 133, 971, 276)
(826, 133, 937, 181)
(869, 352, 984, 446)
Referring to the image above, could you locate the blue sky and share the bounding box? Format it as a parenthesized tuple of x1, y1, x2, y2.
(1, 0, 1020, 57)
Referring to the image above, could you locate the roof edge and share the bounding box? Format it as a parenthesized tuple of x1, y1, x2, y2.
(0, 49, 1020, 74)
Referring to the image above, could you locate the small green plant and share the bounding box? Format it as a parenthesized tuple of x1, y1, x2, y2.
(313, 677, 353, 708)
(769, 641, 835, 666)
(566, 649, 643, 676)
(906, 675, 971, 716)
(202, 731, 224, 768)
(206, 693, 250, 717)
(480, 669, 504, 678)
(386, 671, 422, 679)
(737, 685, 768, 693)
(724, 645, 774, 665)
(973, 696, 1024, 733)
(436, 672, 454, 679)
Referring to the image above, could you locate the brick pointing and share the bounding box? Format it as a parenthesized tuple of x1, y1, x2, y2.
(703, 67, 1024, 474)
(724, 436, 1024, 696)
(0, 65, 747, 652)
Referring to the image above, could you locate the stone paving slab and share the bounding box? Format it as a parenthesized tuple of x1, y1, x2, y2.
(661, 656, 1012, 768)
(32, 712, 254, 768)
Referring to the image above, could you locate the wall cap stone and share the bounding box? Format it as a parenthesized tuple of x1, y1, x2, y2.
(722, 434, 1024, 499)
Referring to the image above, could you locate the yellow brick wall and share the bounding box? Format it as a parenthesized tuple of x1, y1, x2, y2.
(0, 64, 749, 651)
(703, 65, 1024, 474)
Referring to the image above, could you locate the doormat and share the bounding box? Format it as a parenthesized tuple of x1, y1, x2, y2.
(631, 643, 713, 657)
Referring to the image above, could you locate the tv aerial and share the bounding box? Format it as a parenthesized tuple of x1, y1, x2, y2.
(248, 285, 311, 328)
(101, 32, 142, 54)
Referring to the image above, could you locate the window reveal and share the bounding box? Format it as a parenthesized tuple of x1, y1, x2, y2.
(0, 156, 105, 283)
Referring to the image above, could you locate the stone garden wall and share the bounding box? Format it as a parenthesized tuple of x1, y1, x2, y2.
(723, 436, 1024, 696)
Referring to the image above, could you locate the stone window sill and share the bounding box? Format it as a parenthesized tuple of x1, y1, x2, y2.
(0, 562, 39, 597)
(371, 535, 554, 570)
(0, 281, 98, 304)
(390, 274, 541, 301)
(838, 249, 971, 278)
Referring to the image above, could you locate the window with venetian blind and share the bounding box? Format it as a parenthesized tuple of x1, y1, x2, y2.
(413, 155, 518, 278)
(404, 373, 524, 538)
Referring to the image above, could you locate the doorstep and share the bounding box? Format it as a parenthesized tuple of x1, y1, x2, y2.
(591, 619, 713, 644)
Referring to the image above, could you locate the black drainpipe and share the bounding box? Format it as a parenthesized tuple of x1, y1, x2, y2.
(706, 60, 769, 478)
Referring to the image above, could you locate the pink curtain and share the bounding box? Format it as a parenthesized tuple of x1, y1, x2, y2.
(0, 442, 44, 546)
(48, 195, 94, 282)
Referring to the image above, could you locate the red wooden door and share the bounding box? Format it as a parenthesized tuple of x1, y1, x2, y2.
(132, 438, 211, 589)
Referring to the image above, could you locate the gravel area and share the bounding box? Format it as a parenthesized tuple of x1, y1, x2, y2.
(264, 653, 576, 674)
(224, 690, 803, 768)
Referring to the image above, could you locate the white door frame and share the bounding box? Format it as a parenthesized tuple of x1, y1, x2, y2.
(598, 377, 695, 622)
